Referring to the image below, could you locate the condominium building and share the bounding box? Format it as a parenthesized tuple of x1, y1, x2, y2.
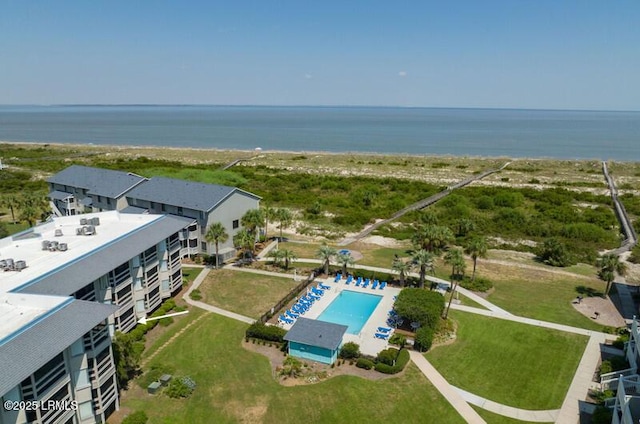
(0, 211, 191, 423)
(610, 317, 640, 424)
(48, 165, 261, 261)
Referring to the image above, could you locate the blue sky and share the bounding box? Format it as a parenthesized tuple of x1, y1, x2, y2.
(1, 1, 638, 110)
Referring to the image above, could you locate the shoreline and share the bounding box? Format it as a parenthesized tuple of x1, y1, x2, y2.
(2, 140, 637, 164)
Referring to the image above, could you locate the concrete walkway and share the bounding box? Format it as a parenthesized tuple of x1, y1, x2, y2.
(185, 263, 616, 423)
(409, 351, 487, 424)
(182, 267, 255, 324)
(556, 333, 609, 424)
(453, 386, 559, 422)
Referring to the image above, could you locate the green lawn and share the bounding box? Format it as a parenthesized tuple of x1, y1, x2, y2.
(181, 267, 204, 285)
(472, 406, 551, 424)
(277, 241, 325, 259)
(120, 313, 467, 424)
(427, 311, 588, 410)
(199, 269, 299, 319)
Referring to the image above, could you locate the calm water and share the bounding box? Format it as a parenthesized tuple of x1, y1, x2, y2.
(317, 290, 382, 335)
(0, 105, 639, 160)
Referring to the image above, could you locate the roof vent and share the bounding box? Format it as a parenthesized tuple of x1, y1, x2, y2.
(54, 229, 63, 237)
(58, 242, 68, 251)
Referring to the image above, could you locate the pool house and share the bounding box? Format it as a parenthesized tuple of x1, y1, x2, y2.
(284, 318, 348, 365)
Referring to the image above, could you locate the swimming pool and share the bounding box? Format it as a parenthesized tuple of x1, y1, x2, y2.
(317, 290, 382, 334)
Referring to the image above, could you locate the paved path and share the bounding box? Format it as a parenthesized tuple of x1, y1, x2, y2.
(185, 263, 616, 422)
(409, 351, 487, 424)
(223, 263, 307, 281)
(556, 333, 608, 424)
(182, 267, 255, 324)
(453, 386, 559, 422)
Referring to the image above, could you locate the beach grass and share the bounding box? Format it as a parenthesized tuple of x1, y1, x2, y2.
(119, 313, 467, 424)
(199, 269, 299, 319)
(427, 311, 588, 410)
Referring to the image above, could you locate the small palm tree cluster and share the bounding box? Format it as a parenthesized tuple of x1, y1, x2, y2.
(315, 244, 356, 276)
(1, 193, 51, 227)
(268, 248, 297, 270)
(598, 253, 627, 296)
(390, 212, 489, 319)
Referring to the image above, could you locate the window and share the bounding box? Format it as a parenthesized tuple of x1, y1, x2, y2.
(150, 202, 155, 209)
(74, 368, 90, 389)
(201, 242, 207, 252)
(97, 195, 102, 203)
(177, 207, 183, 215)
(107, 198, 112, 205)
(232, 219, 239, 229)
(161, 203, 166, 212)
(161, 279, 170, 291)
(79, 401, 94, 421)
(136, 300, 145, 312)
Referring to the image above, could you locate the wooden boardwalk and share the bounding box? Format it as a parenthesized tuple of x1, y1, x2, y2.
(338, 161, 510, 246)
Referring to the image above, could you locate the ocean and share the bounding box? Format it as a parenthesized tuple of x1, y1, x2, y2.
(0, 105, 639, 161)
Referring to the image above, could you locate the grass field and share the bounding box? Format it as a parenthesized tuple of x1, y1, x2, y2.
(119, 313, 467, 424)
(199, 269, 299, 319)
(472, 406, 551, 424)
(427, 311, 588, 410)
(472, 261, 606, 330)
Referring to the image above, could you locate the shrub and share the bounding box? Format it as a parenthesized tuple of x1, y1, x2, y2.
(376, 348, 398, 366)
(356, 358, 375, 370)
(459, 276, 493, 292)
(245, 322, 287, 343)
(388, 334, 407, 348)
(394, 288, 444, 331)
(591, 406, 613, 424)
(339, 342, 360, 359)
(122, 411, 148, 424)
(414, 327, 435, 352)
(165, 377, 195, 399)
(189, 289, 202, 301)
(374, 349, 410, 374)
(612, 332, 630, 349)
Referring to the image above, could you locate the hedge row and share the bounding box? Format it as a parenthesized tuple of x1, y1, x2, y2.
(374, 349, 410, 374)
(129, 299, 179, 342)
(246, 322, 287, 343)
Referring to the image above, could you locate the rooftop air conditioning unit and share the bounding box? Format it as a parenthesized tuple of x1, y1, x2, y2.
(14, 260, 26, 271)
(0, 260, 6, 269)
(91, 217, 100, 226)
(49, 241, 59, 251)
(42, 240, 51, 250)
(82, 225, 95, 236)
(76, 227, 83, 235)
(58, 243, 68, 251)
(80, 218, 88, 225)
(54, 229, 63, 237)
(4, 258, 14, 270)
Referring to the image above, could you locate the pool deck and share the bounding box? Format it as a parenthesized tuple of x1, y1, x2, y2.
(280, 276, 402, 356)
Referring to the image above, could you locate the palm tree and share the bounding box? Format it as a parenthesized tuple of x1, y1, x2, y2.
(205, 222, 229, 268)
(276, 208, 293, 241)
(280, 249, 297, 270)
(268, 248, 285, 267)
(443, 247, 467, 319)
(262, 205, 276, 241)
(456, 218, 476, 237)
(598, 253, 627, 297)
(233, 229, 254, 261)
(1, 194, 20, 224)
(411, 249, 435, 289)
(392, 259, 413, 287)
(412, 224, 454, 254)
(241, 208, 265, 253)
(465, 236, 488, 283)
(317, 244, 337, 275)
(337, 252, 355, 277)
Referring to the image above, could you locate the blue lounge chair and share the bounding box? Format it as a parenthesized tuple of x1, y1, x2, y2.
(334, 274, 341, 283)
(374, 332, 389, 340)
(362, 279, 370, 288)
(319, 283, 331, 290)
(388, 310, 397, 317)
(311, 288, 324, 296)
(371, 280, 378, 289)
(286, 310, 299, 319)
(308, 293, 321, 301)
(346, 275, 353, 284)
(377, 327, 392, 333)
(355, 278, 362, 287)
(279, 315, 294, 324)
(379, 281, 387, 290)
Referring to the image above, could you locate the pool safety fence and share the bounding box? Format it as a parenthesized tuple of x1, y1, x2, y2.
(259, 271, 318, 323)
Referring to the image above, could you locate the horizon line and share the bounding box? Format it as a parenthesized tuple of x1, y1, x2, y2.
(0, 104, 639, 113)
